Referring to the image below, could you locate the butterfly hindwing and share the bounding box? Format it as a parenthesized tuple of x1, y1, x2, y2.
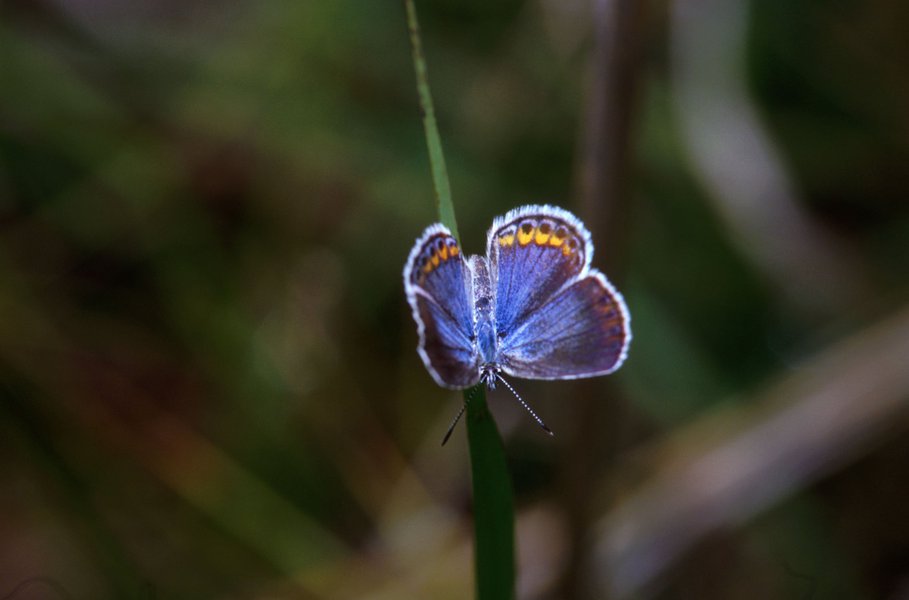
(403, 224, 480, 389)
(497, 270, 630, 379)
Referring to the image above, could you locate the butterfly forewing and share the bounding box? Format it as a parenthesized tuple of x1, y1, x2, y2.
(403, 224, 481, 389)
(487, 206, 590, 339)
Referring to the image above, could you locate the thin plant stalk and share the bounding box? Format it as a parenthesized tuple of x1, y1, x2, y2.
(404, 1, 515, 597)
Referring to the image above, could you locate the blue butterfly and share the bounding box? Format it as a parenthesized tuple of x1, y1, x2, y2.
(403, 205, 631, 437)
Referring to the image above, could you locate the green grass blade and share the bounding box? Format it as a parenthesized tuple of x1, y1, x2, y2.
(404, 0, 459, 240)
(404, 2, 514, 597)
(466, 385, 516, 599)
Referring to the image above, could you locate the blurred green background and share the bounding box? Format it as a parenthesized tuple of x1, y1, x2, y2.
(2, 0, 909, 598)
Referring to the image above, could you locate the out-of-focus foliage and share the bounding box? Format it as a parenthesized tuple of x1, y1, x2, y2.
(0, 0, 907, 599)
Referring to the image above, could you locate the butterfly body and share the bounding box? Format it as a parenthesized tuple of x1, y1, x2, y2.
(404, 205, 630, 390)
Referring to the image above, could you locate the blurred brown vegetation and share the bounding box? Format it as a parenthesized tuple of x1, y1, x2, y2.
(1, 0, 908, 599)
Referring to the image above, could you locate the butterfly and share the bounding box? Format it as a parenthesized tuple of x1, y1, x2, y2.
(403, 205, 631, 438)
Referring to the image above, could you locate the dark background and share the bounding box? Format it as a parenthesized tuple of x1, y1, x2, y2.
(1, 0, 908, 598)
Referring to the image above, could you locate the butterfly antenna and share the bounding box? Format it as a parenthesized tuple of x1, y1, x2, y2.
(495, 373, 554, 436)
(441, 386, 477, 446)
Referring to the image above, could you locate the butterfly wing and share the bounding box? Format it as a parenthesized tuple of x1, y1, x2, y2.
(497, 270, 630, 379)
(403, 224, 480, 389)
(487, 205, 631, 379)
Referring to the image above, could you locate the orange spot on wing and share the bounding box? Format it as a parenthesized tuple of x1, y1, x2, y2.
(534, 229, 551, 245)
(450, 245, 460, 256)
(517, 225, 534, 246)
(562, 237, 580, 257)
(549, 226, 566, 247)
(499, 234, 515, 247)
(439, 245, 449, 260)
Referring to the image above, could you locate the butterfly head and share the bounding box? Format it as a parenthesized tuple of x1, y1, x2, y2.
(480, 363, 501, 390)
